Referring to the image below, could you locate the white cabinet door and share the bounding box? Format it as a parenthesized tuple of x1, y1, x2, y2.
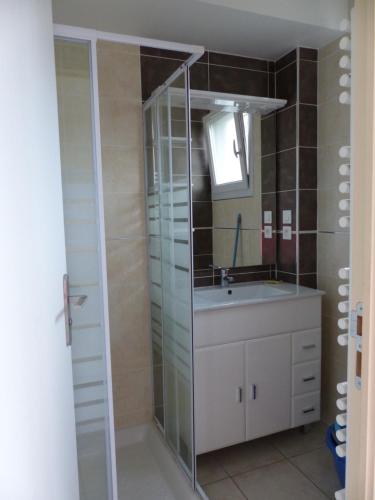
(246, 334, 291, 440)
(195, 342, 245, 454)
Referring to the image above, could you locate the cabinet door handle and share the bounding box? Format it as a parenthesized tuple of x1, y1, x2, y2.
(250, 384, 257, 400)
(303, 407, 315, 414)
(303, 376, 316, 382)
(236, 387, 242, 403)
(302, 343, 316, 350)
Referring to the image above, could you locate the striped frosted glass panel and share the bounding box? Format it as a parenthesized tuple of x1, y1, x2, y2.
(55, 39, 111, 499)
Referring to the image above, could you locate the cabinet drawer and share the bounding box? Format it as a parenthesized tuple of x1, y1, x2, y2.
(292, 392, 320, 427)
(292, 329, 321, 364)
(292, 361, 321, 396)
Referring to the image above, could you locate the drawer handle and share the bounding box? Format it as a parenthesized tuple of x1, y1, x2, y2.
(302, 344, 316, 350)
(250, 384, 257, 400)
(302, 407, 315, 414)
(303, 376, 316, 382)
(236, 387, 243, 404)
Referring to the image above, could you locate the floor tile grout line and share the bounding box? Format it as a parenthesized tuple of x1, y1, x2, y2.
(286, 457, 332, 499)
(229, 457, 285, 478)
(230, 476, 248, 500)
(273, 442, 326, 460)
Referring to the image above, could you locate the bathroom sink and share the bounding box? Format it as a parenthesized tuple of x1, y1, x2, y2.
(193, 281, 323, 312)
(194, 282, 290, 308)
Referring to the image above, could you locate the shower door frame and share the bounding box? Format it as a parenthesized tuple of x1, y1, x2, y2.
(143, 52, 204, 492)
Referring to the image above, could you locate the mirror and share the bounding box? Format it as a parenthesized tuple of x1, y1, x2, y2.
(205, 110, 264, 268)
(165, 88, 285, 284)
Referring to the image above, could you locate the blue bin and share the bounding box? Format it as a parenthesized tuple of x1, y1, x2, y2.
(326, 424, 346, 487)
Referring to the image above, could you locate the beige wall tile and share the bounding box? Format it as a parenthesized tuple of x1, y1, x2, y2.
(318, 38, 340, 61)
(318, 43, 346, 105)
(97, 43, 141, 101)
(317, 143, 345, 191)
(104, 193, 146, 239)
(317, 233, 349, 278)
(317, 37, 350, 425)
(113, 367, 152, 415)
(100, 97, 143, 148)
(98, 42, 152, 430)
(317, 98, 350, 148)
(317, 188, 350, 234)
(102, 145, 145, 195)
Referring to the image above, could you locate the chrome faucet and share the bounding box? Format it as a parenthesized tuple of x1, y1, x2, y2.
(211, 265, 234, 287)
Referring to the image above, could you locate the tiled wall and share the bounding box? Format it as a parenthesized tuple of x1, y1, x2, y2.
(274, 48, 318, 286)
(317, 39, 350, 423)
(141, 48, 277, 287)
(97, 41, 152, 430)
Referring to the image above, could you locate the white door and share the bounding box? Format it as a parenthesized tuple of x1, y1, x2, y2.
(246, 334, 291, 440)
(0, 1, 79, 499)
(195, 343, 245, 454)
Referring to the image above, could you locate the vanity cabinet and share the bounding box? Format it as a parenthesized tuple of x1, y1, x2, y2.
(194, 292, 323, 455)
(246, 334, 291, 441)
(195, 342, 245, 454)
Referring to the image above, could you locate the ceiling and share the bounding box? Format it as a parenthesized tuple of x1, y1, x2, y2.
(52, 0, 348, 59)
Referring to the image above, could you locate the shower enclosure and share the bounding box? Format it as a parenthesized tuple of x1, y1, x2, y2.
(144, 69, 196, 480)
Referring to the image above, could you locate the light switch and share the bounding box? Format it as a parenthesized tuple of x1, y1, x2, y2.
(264, 211, 272, 224)
(264, 226, 272, 239)
(283, 210, 292, 224)
(283, 226, 292, 240)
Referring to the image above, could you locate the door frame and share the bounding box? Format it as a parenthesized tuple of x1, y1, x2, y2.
(347, 0, 375, 498)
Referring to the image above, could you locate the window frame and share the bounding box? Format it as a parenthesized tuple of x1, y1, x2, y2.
(203, 110, 254, 200)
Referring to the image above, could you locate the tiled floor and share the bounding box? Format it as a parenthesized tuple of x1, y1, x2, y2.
(197, 422, 341, 500)
(116, 441, 176, 500)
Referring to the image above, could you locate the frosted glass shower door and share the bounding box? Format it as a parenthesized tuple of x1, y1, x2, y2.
(159, 83, 194, 473)
(55, 39, 116, 500)
(145, 71, 195, 477)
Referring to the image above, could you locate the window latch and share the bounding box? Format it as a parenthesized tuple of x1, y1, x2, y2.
(233, 139, 240, 158)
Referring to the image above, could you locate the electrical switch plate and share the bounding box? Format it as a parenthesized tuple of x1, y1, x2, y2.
(283, 210, 292, 224)
(264, 226, 272, 239)
(264, 211, 272, 224)
(283, 226, 292, 240)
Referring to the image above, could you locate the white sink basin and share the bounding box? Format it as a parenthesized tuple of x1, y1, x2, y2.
(194, 281, 323, 312)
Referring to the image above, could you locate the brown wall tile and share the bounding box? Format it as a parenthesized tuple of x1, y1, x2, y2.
(276, 62, 297, 106)
(277, 190, 296, 230)
(299, 233, 317, 273)
(276, 106, 297, 151)
(277, 148, 297, 191)
(299, 148, 317, 189)
(276, 49, 297, 72)
(209, 65, 268, 96)
(209, 52, 268, 71)
(299, 60, 317, 105)
(299, 105, 317, 147)
(299, 190, 317, 231)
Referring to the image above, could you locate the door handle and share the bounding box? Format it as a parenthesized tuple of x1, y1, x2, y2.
(63, 274, 87, 347)
(69, 294, 87, 308)
(63, 274, 72, 347)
